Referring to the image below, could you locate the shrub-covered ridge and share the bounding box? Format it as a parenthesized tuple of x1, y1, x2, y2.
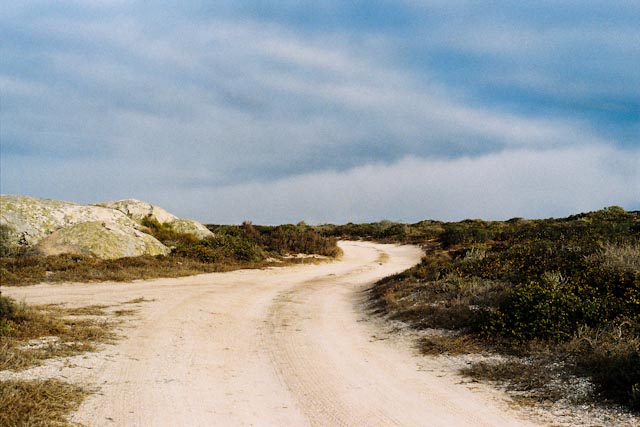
(364, 207, 639, 410)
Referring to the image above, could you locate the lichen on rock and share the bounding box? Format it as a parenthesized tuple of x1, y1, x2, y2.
(167, 218, 213, 239)
(0, 195, 140, 247)
(0, 194, 211, 259)
(34, 221, 170, 259)
(95, 199, 178, 224)
(97, 199, 213, 239)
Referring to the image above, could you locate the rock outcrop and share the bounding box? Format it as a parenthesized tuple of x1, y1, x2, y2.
(96, 199, 213, 239)
(34, 221, 170, 259)
(95, 199, 178, 224)
(0, 195, 213, 259)
(0, 195, 141, 247)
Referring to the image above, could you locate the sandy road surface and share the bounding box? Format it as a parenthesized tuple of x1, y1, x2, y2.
(3, 241, 540, 427)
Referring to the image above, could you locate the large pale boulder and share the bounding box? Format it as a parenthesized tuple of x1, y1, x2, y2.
(95, 199, 178, 224)
(97, 199, 213, 239)
(0, 195, 141, 247)
(169, 218, 213, 238)
(0, 195, 212, 259)
(34, 221, 170, 259)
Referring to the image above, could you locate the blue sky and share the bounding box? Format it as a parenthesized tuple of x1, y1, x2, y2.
(1, 1, 638, 223)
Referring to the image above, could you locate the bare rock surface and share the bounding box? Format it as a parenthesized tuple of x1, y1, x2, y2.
(0, 195, 140, 247)
(95, 199, 178, 224)
(0, 195, 211, 259)
(34, 221, 170, 259)
(97, 198, 213, 239)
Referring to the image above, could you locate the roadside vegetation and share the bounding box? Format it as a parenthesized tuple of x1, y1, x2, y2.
(0, 295, 120, 371)
(320, 207, 640, 412)
(0, 294, 142, 426)
(0, 379, 85, 427)
(0, 221, 339, 286)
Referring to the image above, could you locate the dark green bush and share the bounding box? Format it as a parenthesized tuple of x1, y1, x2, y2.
(567, 323, 640, 409)
(0, 296, 15, 320)
(210, 223, 340, 258)
(173, 243, 220, 263)
(369, 206, 640, 410)
(0, 224, 13, 257)
(493, 280, 585, 342)
(140, 215, 200, 247)
(440, 222, 495, 248)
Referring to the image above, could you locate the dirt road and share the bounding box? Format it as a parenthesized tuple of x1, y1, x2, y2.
(3, 241, 540, 426)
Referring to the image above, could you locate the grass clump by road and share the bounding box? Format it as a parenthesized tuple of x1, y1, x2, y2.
(0, 295, 117, 371)
(0, 295, 143, 426)
(0, 379, 85, 427)
(0, 222, 340, 286)
(360, 206, 640, 412)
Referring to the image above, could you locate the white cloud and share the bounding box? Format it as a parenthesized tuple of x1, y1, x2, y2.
(149, 145, 639, 224)
(4, 13, 610, 161)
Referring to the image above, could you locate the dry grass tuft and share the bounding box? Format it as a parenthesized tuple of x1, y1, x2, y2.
(0, 379, 85, 427)
(1, 296, 117, 371)
(376, 252, 390, 264)
(373, 274, 508, 332)
(123, 297, 154, 304)
(418, 333, 484, 355)
(0, 296, 145, 425)
(113, 309, 138, 317)
(596, 242, 640, 273)
(461, 354, 598, 406)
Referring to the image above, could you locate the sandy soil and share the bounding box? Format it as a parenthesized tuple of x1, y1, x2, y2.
(2, 241, 541, 427)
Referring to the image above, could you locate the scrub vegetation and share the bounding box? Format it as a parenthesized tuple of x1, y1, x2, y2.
(0, 296, 119, 371)
(0, 379, 85, 427)
(0, 295, 138, 426)
(0, 221, 339, 286)
(332, 207, 639, 411)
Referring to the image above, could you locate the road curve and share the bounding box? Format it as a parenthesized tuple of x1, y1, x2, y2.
(3, 241, 540, 427)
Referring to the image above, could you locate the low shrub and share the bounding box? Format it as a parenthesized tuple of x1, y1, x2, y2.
(597, 242, 640, 273)
(0, 296, 118, 371)
(0, 295, 15, 320)
(0, 224, 13, 257)
(0, 379, 85, 427)
(565, 323, 640, 409)
(368, 206, 640, 410)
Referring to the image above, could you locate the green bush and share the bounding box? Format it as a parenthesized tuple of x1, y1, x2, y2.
(491, 280, 585, 342)
(0, 296, 15, 320)
(0, 224, 13, 257)
(369, 206, 640, 410)
(173, 243, 220, 263)
(440, 222, 494, 248)
(567, 323, 640, 409)
(140, 215, 200, 246)
(210, 223, 340, 258)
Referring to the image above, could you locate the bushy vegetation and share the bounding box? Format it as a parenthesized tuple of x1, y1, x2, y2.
(0, 295, 117, 371)
(0, 379, 85, 427)
(0, 295, 141, 426)
(367, 207, 640, 410)
(315, 219, 442, 243)
(0, 221, 339, 286)
(0, 224, 13, 257)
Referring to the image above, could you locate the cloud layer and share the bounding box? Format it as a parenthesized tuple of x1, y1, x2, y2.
(158, 145, 639, 224)
(1, 1, 638, 223)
